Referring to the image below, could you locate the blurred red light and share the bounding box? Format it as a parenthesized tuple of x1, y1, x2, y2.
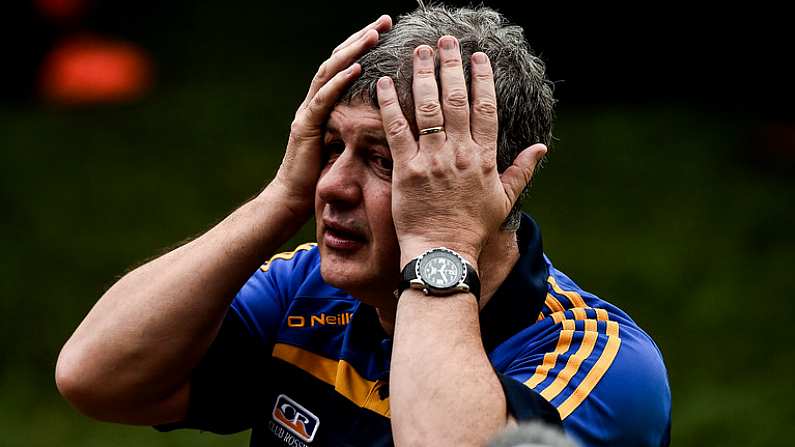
(39, 36, 153, 104)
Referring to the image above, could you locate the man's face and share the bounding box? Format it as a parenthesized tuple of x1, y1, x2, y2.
(314, 102, 400, 301)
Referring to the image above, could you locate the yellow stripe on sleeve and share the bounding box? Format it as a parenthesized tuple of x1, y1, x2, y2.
(571, 307, 588, 321)
(548, 275, 587, 308)
(592, 308, 619, 337)
(557, 335, 622, 420)
(526, 297, 623, 419)
(605, 321, 619, 338)
(260, 242, 317, 272)
(524, 330, 574, 389)
(550, 311, 565, 324)
(539, 330, 599, 401)
(544, 293, 566, 314)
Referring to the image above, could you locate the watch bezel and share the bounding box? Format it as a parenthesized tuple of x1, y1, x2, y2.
(410, 247, 470, 296)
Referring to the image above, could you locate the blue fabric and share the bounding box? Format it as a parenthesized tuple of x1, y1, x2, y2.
(158, 215, 671, 447)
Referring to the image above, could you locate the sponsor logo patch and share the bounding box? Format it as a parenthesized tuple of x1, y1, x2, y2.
(272, 394, 320, 443)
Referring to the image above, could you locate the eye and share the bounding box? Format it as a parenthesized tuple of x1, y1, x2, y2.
(370, 153, 393, 173)
(324, 141, 344, 164)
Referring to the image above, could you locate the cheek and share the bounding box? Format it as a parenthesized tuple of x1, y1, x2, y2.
(368, 182, 393, 220)
(364, 182, 398, 247)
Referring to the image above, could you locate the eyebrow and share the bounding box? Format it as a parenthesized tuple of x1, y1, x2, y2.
(324, 123, 388, 147)
(361, 131, 388, 147)
(325, 123, 340, 138)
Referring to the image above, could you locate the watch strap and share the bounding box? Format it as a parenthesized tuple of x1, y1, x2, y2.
(396, 257, 480, 301)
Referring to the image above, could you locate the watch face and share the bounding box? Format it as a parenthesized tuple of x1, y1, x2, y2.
(418, 250, 464, 289)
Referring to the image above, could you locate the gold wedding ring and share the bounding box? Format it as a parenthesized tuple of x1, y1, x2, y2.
(418, 126, 445, 136)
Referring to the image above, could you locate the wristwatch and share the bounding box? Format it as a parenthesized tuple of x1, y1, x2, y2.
(396, 247, 481, 301)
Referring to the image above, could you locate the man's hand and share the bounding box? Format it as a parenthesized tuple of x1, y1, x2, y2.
(272, 15, 392, 222)
(376, 36, 546, 268)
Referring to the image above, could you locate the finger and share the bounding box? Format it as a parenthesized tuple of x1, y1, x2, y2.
(469, 52, 498, 154)
(377, 76, 418, 164)
(500, 144, 547, 207)
(437, 35, 470, 141)
(332, 14, 392, 55)
(304, 29, 379, 106)
(302, 63, 362, 127)
(412, 45, 445, 148)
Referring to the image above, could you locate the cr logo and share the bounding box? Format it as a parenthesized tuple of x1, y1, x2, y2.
(272, 394, 320, 442)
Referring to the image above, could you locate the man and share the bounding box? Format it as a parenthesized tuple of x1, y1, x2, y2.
(56, 5, 671, 447)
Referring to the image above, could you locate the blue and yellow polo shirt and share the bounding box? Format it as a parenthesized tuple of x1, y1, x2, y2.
(158, 214, 671, 446)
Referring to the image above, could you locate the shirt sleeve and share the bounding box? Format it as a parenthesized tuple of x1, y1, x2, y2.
(154, 306, 272, 434)
(155, 243, 318, 434)
(497, 372, 562, 428)
(495, 316, 671, 447)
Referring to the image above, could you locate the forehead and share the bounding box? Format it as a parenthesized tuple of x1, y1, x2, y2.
(326, 103, 385, 140)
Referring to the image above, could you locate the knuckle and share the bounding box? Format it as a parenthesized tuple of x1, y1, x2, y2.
(442, 57, 462, 68)
(429, 157, 447, 176)
(474, 72, 493, 82)
(473, 99, 498, 116)
(380, 95, 399, 108)
(417, 100, 441, 116)
(454, 152, 473, 170)
(386, 118, 409, 138)
(289, 121, 318, 145)
(481, 156, 497, 172)
(315, 61, 329, 82)
(404, 163, 425, 180)
(290, 118, 306, 135)
(414, 67, 436, 79)
(306, 97, 323, 115)
(445, 90, 469, 109)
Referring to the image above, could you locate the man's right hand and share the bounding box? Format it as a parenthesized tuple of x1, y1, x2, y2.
(272, 14, 392, 222)
(55, 15, 393, 426)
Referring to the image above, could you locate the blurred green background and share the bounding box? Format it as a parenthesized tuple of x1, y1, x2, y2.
(2, 1, 794, 446)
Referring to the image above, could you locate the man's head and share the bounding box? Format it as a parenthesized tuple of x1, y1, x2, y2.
(315, 5, 555, 304)
(342, 4, 555, 230)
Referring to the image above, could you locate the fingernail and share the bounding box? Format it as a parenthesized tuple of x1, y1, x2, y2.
(472, 52, 487, 64)
(378, 77, 393, 89)
(346, 63, 357, 75)
(536, 146, 548, 162)
(418, 46, 432, 60)
(439, 36, 456, 50)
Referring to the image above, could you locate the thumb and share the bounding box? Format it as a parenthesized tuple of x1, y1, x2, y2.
(500, 143, 547, 207)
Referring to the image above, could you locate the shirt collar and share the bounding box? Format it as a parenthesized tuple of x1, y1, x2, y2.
(345, 213, 548, 366)
(479, 213, 549, 353)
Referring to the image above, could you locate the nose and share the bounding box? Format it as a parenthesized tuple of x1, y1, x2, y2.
(316, 148, 362, 208)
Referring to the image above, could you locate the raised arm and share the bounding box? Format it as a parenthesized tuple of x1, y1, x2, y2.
(376, 36, 546, 446)
(54, 15, 392, 426)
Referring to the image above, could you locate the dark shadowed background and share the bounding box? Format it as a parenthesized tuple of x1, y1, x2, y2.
(1, 1, 793, 446)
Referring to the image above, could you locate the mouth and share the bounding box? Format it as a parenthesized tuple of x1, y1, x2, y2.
(322, 220, 368, 251)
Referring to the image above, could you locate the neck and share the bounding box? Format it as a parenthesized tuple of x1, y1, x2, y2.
(373, 230, 520, 336)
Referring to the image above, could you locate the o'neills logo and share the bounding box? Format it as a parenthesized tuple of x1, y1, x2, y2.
(271, 394, 320, 443)
(287, 312, 353, 328)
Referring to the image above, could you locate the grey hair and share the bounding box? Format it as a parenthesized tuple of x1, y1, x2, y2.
(340, 4, 555, 230)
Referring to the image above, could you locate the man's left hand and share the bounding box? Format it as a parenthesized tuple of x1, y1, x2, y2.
(376, 35, 547, 269)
